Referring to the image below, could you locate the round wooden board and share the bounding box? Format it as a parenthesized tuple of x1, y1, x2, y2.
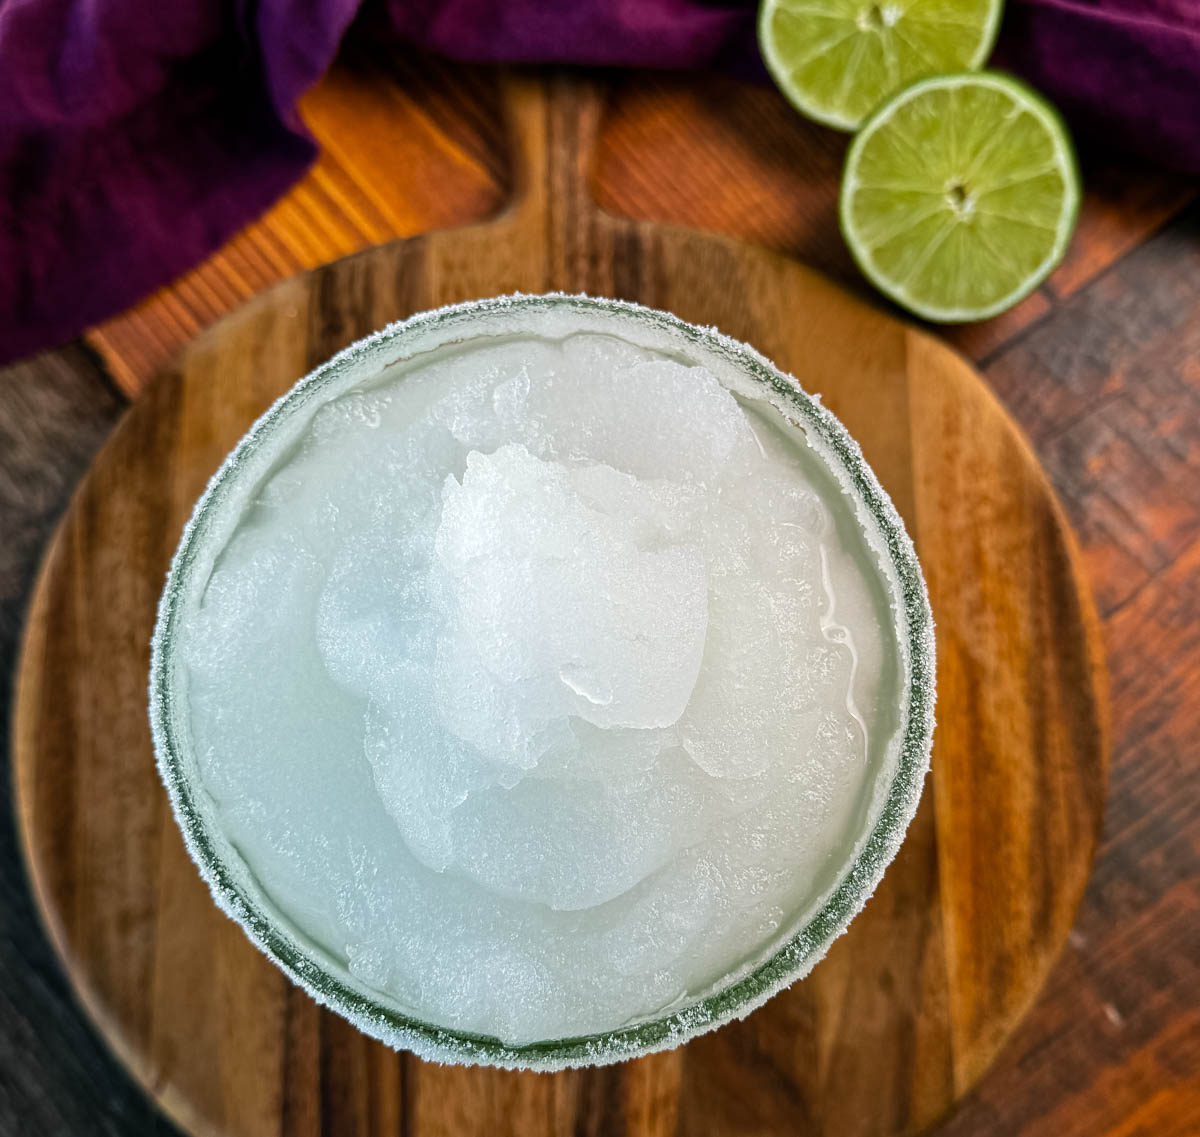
(13, 75, 1108, 1137)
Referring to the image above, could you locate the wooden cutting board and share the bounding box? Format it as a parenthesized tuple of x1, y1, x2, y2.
(13, 73, 1108, 1137)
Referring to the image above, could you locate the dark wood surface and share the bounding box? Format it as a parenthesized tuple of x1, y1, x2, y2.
(0, 349, 174, 1135)
(1, 43, 1197, 1137)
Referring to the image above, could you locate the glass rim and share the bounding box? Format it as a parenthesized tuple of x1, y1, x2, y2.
(149, 292, 936, 1070)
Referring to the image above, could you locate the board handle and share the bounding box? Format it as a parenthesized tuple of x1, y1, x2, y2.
(497, 70, 607, 263)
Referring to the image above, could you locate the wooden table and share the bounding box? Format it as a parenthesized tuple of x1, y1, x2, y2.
(1, 36, 1198, 1137)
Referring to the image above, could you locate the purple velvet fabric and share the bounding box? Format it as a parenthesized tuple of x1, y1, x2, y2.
(995, 0, 1200, 172)
(1, 0, 1197, 365)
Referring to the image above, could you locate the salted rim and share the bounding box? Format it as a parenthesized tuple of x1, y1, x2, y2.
(149, 293, 936, 1070)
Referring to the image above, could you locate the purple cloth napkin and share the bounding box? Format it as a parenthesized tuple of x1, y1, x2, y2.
(1, 0, 1197, 366)
(995, 0, 1200, 172)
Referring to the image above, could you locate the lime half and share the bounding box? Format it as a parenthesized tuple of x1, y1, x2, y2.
(839, 73, 1080, 323)
(759, 0, 1004, 130)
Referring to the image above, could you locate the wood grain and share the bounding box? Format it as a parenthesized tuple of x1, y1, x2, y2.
(82, 44, 1198, 399)
(0, 349, 175, 1136)
(934, 201, 1200, 1137)
(14, 72, 1107, 1137)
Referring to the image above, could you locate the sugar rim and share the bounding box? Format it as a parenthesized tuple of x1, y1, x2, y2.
(149, 293, 936, 1070)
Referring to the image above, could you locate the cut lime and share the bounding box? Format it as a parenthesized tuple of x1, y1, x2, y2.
(839, 73, 1080, 323)
(759, 0, 1004, 130)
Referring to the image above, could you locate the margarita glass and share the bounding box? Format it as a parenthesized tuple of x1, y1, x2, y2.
(150, 294, 935, 1069)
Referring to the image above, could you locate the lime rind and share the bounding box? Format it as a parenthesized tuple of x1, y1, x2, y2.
(839, 72, 1081, 323)
(759, 0, 1005, 131)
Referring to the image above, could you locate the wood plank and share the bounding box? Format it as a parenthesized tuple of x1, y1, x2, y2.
(595, 73, 852, 280)
(983, 204, 1200, 616)
(944, 289, 1054, 363)
(1049, 148, 1197, 298)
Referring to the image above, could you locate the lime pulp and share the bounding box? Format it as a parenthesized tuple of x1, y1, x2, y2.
(839, 72, 1081, 322)
(759, 0, 1004, 131)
